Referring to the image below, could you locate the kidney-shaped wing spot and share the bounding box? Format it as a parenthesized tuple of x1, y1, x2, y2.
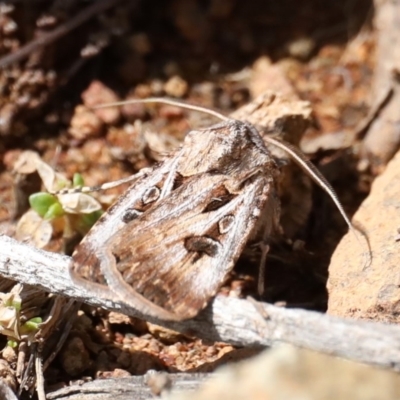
(142, 186, 161, 204)
(218, 215, 235, 234)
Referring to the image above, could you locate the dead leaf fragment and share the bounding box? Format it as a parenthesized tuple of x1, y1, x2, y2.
(0, 285, 22, 340)
(57, 193, 102, 214)
(15, 210, 53, 248)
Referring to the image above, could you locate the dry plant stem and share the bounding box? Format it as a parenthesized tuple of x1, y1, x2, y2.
(0, 379, 18, 400)
(1, 235, 400, 371)
(0, 0, 126, 69)
(47, 374, 209, 400)
(35, 353, 46, 400)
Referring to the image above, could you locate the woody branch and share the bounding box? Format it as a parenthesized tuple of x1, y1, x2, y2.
(0, 234, 400, 371)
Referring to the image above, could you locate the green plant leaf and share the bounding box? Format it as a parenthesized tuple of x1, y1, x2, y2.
(21, 317, 42, 334)
(73, 173, 85, 187)
(7, 339, 18, 348)
(29, 192, 57, 218)
(10, 299, 21, 311)
(43, 202, 65, 220)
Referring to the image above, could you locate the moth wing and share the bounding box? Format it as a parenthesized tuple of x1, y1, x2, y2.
(70, 157, 176, 299)
(99, 173, 273, 320)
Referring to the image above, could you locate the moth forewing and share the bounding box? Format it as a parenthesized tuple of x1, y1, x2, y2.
(69, 116, 281, 320)
(98, 172, 276, 320)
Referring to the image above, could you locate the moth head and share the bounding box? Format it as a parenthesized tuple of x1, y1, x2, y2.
(178, 120, 275, 179)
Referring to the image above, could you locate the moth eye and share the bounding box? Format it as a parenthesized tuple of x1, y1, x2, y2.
(142, 186, 161, 204)
(218, 215, 235, 234)
(122, 209, 142, 223)
(185, 236, 221, 257)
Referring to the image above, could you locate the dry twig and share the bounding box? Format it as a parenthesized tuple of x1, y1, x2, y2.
(0, 0, 126, 69)
(1, 234, 400, 371)
(0, 379, 18, 400)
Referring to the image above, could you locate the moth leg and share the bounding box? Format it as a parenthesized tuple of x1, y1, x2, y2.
(256, 192, 281, 296)
(51, 168, 149, 195)
(257, 243, 270, 296)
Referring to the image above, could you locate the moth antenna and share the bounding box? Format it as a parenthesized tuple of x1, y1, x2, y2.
(94, 97, 371, 264)
(92, 97, 230, 122)
(50, 172, 144, 195)
(264, 135, 372, 266)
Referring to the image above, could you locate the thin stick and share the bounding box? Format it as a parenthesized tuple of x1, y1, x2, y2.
(0, 235, 398, 370)
(0, 379, 18, 400)
(0, 0, 125, 69)
(35, 352, 46, 400)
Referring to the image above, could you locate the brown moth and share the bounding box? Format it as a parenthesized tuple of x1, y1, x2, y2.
(59, 98, 362, 321)
(70, 118, 280, 320)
